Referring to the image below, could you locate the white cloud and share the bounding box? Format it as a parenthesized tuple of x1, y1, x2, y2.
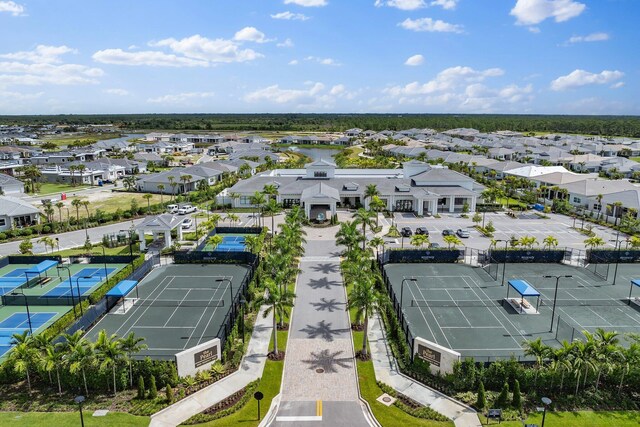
(305, 56, 341, 66)
(382, 66, 529, 112)
(0, 45, 77, 64)
(430, 0, 457, 9)
(104, 88, 129, 96)
(245, 82, 325, 104)
(94, 34, 263, 67)
(277, 38, 295, 48)
(375, 0, 457, 10)
(610, 81, 625, 89)
(399, 17, 463, 33)
(147, 92, 215, 104)
(288, 59, 299, 65)
(284, 0, 327, 6)
(93, 49, 208, 67)
(234, 27, 272, 44)
(0, 1, 25, 16)
(271, 11, 310, 20)
(566, 32, 609, 44)
(0, 90, 43, 101)
(550, 69, 624, 91)
(510, 0, 585, 26)
(405, 54, 425, 66)
(0, 45, 103, 87)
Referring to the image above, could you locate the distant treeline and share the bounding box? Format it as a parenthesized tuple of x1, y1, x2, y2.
(1, 114, 640, 137)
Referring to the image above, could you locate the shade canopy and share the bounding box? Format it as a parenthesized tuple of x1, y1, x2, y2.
(106, 280, 138, 298)
(631, 279, 640, 287)
(26, 260, 59, 275)
(508, 279, 540, 297)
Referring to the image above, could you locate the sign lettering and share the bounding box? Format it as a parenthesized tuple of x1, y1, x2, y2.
(194, 345, 218, 368)
(417, 343, 441, 367)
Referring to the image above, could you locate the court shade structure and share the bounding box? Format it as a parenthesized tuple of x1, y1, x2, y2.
(506, 279, 541, 312)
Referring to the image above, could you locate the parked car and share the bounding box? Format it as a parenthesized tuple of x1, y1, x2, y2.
(167, 204, 178, 214)
(401, 227, 413, 237)
(429, 242, 441, 249)
(181, 218, 193, 229)
(416, 227, 429, 236)
(442, 229, 455, 236)
(456, 228, 470, 238)
(178, 204, 196, 215)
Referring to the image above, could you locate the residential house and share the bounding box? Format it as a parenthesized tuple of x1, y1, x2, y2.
(0, 173, 25, 194)
(0, 196, 41, 230)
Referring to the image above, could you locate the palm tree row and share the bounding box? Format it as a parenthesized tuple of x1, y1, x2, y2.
(7, 329, 146, 396)
(253, 206, 305, 356)
(522, 330, 640, 396)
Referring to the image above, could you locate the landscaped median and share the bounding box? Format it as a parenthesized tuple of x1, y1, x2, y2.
(0, 411, 149, 426)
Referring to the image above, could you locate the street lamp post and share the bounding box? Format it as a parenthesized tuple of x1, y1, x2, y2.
(10, 290, 32, 334)
(75, 395, 85, 427)
(95, 245, 109, 283)
(541, 397, 552, 427)
(610, 233, 629, 287)
(544, 275, 572, 332)
(399, 277, 417, 315)
(74, 276, 94, 316)
(56, 264, 77, 319)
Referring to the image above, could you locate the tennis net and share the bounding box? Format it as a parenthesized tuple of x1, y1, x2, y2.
(129, 299, 226, 308)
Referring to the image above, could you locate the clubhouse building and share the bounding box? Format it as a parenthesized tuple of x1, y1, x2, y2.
(218, 159, 483, 220)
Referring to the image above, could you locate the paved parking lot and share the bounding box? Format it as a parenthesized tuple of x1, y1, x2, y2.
(383, 211, 625, 251)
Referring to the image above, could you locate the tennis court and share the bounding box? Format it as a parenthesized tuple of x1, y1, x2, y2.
(384, 262, 640, 360)
(42, 267, 118, 298)
(87, 263, 251, 360)
(201, 234, 248, 252)
(0, 306, 69, 358)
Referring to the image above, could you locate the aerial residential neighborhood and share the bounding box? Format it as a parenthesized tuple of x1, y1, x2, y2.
(0, 1, 640, 427)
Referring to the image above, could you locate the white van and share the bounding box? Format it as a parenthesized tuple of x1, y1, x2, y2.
(167, 204, 178, 214)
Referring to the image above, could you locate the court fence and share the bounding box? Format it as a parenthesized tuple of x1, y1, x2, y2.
(585, 252, 610, 281)
(0, 255, 62, 267)
(379, 249, 463, 264)
(588, 249, 640, 264)
(174, 250, 258, 266)
(555, 315, 585, 344)
(68, 255, 138, 265)
(488, 249, 565, 263)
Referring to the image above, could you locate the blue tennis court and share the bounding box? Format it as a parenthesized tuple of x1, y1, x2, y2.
(222, 236, 245, 244)
(3, 268, 30, 278)
(215, 243, 246, 252)
(43, 267, 116, 298)
(0, 277, 27, 296)
(0, 312, 57, 357)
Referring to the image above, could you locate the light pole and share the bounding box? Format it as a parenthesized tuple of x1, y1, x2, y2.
(75, 395, 85, 427)
(541, 397, 551, 427)
(94, 245, 109, 283)
(544, 275, 572, 332)
(74, 276, 93, 316)
(399, 277, 417, 315)
(56, 264, 77, 319)
(10, 290, 32, 334)
(495, 239, 509, 286)
(610, 233, 629, 286)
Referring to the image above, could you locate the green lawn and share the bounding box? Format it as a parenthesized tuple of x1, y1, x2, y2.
(43, 133, 122, 147)
(479, 411, 640, 426)
(36, 183, 90, 195)
(630, 157, 640, 163)
(50, 242, 144, 256)
(0, 411, 148, 427)
(496, 197, 527, 208)
(63, 193, 164, 220)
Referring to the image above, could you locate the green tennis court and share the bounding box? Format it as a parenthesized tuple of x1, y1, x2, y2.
(384, 262, 640, 361)
(86, 264, 251, 360)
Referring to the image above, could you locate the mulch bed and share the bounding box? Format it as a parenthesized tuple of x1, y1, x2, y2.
(276, 323, 289, 331)
(202, 387, 247, 416)
(355, 350, 371, 361)
(267, 351, 286, 360)
(351, 323, 365, 331)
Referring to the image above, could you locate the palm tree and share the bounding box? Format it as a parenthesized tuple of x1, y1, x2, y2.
(38, 236, 55, 253)
(596, 194, 603, 220)
(41, 342, 65, 396)
(143, 194, 153, 213)
(584, 236, 605, 249)
(210, 213, 222, 228)
(167, 176, 176, 201)
(543, 235, 558, 250)
(180, 174, 193, 194)
(68, 165, 77, 187)
(253, 280, 295, 356)
(262, 184, 278, 201)
(410, 233, 429, 248)
(8, 331, 36, 393)
(250, 191, 266, 227)
(43, 202, 54, 223)
(55, 201, 64, 223)
(76, 164, 87, 185)
(94, 330, 125, 395)
(244, 235, 260, 253)
(228, 192, 241, 209)
(208, 234, 223, 250)
(120, 332, 147, 388)
(523, 337, 550, 386)
(263, 198, 280, 235)
(518, 235, 537, 249)
(364, 184, 380, 202)
(81, 200, 91, 219)
(71, 198, 83, 221)
(225, 213, 239, 226)
(347, 277, 381, 357)
(368, 236, 385, 258)
(353, 208, 375, 251)
(336, 220, 364, 254)
(443, 235, 463, 249)
(62, 330, 94, 397)
(157, 184, 165, 204)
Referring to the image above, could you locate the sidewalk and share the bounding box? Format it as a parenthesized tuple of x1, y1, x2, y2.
(149, 305, 273, 427)
(367, 314, 482, 427)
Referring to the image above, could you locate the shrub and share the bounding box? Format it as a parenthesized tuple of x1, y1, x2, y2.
(166, 384, 174, 403)
(149, 375, 158, 399)
(476, 381, 486, 410)
(137, 375, 145, 399)
(0, 232, 6, 241)
(512, 380, 522, 412)
(496, 382, 509, 408)
(485, 221, 495, 233)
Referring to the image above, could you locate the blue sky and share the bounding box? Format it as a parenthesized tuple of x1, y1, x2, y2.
(0, 0, 637, 115)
